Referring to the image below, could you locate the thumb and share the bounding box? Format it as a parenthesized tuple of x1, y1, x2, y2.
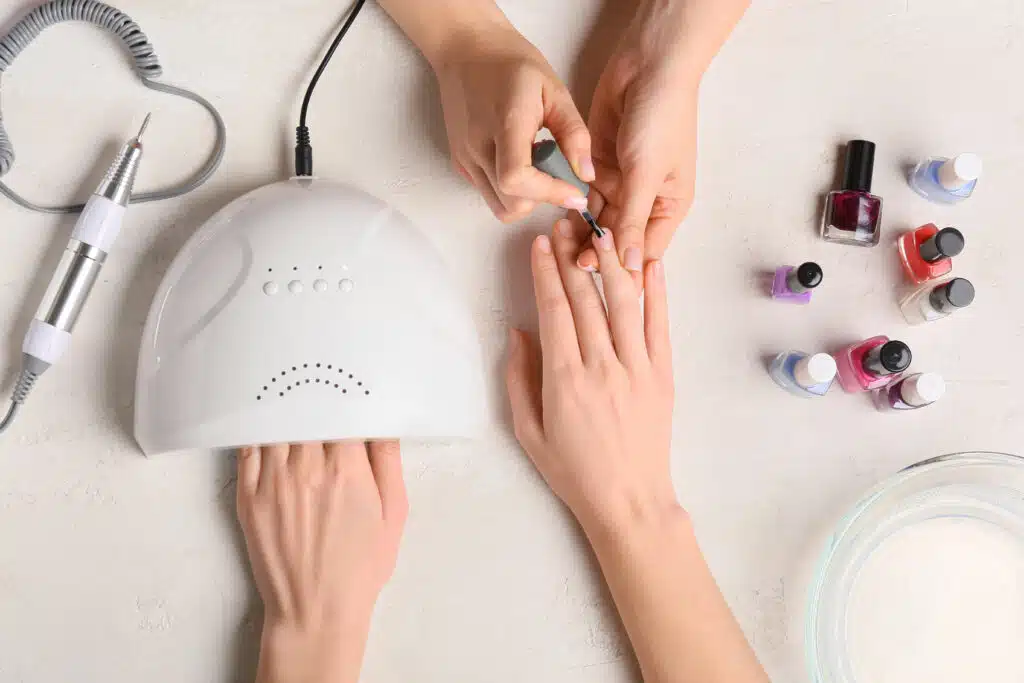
(505, 328, 543, 450)
(616, 165, 660, 273)
(544, 84, 595, 183)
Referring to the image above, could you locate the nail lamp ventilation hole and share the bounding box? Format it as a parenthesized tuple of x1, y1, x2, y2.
(134, 179, 488, 456)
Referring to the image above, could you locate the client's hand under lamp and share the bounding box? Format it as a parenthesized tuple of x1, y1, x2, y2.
(237, 441, 407, 683)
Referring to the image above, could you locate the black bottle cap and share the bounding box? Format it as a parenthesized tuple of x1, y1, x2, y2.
(929, 277, 975, 313)
(863, 340, 912, 376)
(796, 262, 823, 289)
(786, 261, 823, 294)
(841, 140, 876, 193)
(919, 227, 965, 263)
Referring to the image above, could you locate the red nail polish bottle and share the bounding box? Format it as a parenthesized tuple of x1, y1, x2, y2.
(821, 140, 883, 247)
(897, 224, 965, 284)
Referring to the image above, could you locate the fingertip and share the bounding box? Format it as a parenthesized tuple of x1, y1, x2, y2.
(592, 229, 615, 253)
(576, 247, 599, 272)
(535, 234, 552, 254)
(623, 247, 643, 273)
(578, 155, 596, 183)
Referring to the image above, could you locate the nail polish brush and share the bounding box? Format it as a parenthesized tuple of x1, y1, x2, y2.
(531, 140, 605, 237)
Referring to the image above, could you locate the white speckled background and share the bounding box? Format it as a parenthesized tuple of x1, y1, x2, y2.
(1, 1, 1022, 681)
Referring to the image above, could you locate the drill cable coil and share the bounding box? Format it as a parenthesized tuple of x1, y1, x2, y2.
(0, 0, 225, 214)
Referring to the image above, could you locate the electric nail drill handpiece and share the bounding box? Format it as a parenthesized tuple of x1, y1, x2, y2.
(0, 115, 150, 435)
(531, 139, 605, 238)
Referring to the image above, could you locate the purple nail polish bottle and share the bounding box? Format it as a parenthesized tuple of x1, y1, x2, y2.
(771, 262, 823, 304)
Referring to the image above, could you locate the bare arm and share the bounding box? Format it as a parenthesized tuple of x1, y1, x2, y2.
(506, 217, 767, 683)
(375, 0, 506, 69)
(585, 508, 769, 683)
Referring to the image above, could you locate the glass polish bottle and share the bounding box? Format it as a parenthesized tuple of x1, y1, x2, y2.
(822, 140, 882, 247)
(771, 262, 823, 303)
(769, 351, 837, 397)
(834, 337, 912, 393)
(874, 372, 946, 412)
(908, 153, 982, 204)
(897, 225, 964, 284)
(899, 277, 975, 325)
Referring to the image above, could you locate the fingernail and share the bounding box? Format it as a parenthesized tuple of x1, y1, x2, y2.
(580, 156, 596, 182)
(593, 231, 614, 252)
(536, 235, 552, 254)
(556, 219, 574, 238)
(576, 259, 597, 273)
(650, 260, 663, 277)
(624, 247, 643, 272)
(563, 196, 588, 212)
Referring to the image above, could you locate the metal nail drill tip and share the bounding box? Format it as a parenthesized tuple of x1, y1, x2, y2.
(135, 113, 152, 143)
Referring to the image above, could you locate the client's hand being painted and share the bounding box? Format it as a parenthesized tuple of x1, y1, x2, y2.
(238, 441, 407, 683)
(506, 219, 676, 531)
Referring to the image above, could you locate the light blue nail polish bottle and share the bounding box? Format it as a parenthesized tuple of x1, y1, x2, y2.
(908, 153, 982, 204)
(769, 351, 837, 398)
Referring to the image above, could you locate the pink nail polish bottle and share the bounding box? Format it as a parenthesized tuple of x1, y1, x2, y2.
(834, 336, 912, 393)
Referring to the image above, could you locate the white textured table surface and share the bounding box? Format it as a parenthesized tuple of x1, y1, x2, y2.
(1, 1, 1022, 681)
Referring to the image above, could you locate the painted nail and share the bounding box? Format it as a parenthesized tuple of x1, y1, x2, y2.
(556, 219, 574, 238)
(563, 196, 589, 212)
(624, 247, 643, 272)
(594, 231, 614, 252)
(537, 235, 552, 254)
(580, 156, 596, 182)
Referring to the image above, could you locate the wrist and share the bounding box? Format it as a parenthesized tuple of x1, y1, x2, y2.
(256, 614, 371, 683)
(631, 0, 747, 83)
(574, 488, 688, 550)
(413, 4, 513, 71)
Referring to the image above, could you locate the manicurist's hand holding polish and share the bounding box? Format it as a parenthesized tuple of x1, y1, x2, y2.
(507, 219, 770, 683)
(237, 441, 407, 683)
(377, 0, 594, 222)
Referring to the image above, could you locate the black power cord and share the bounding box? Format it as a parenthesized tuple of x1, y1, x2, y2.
(295, 0, 368, 176)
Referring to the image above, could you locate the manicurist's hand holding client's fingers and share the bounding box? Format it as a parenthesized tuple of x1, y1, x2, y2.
(576, 0, 751, 277)
(507, 220, 769, 683)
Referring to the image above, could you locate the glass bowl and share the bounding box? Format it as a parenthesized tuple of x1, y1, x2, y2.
(806, 451, 1024, 683)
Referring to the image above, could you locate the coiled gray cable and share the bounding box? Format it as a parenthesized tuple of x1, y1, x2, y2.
(0, 0, 226, 214)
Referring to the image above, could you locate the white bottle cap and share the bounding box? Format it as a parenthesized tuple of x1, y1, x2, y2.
(937, 153, 983, 190)
(901, 372, 946, 406)
(794, 353, 837, 388)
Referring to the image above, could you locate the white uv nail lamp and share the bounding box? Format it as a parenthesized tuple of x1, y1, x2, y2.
(134, 179, 488, 455)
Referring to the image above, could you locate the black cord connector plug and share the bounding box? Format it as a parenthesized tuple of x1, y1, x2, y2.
(293, 0, 367, 178)
(295, 125, 313, 177)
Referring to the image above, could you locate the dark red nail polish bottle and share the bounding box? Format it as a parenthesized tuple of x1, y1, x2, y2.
(821, 140, 883, 247)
